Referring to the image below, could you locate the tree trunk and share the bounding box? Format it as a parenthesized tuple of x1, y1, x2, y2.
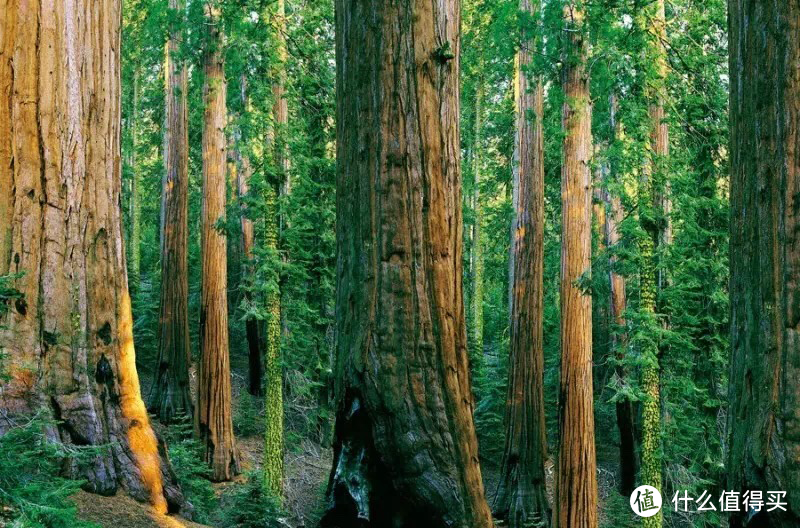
(263, 0, 288, 497)
(607, 95, 637, 496)
(272, 0, 290, 201)
(640, 3, 669, 523)
(494, 2, 550, 525)
(196, 5, 240, 482)
(553, 4, 597, 528)
(647, 0, 671, 261)
(320, 0, 493, 526)
(235, 79, 262, 397)
(0, 0, 183, 512)
(262, 182, 283, 496)
(149, 0, 193, 423)
(127, 72, 142, 293)
(727, 1, 800, 526)
(471, 79, 485, 370)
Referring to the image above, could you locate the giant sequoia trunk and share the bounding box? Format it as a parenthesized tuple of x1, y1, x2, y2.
(196, 6, 240, 482)
(553, 4, 597, 528)
(493, 2, 550, 525)
(0, 0, 182, 512)
(149, 0, 193, 423)
(320, 0, 493, 526)
(727, 1, 800, 526)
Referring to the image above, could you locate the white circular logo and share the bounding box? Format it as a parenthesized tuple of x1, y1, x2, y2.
(630, 485, 662, 517)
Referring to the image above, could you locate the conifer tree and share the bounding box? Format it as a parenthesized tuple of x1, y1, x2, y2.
(196, 2, 240, 482)
(554, 3, 598, 527)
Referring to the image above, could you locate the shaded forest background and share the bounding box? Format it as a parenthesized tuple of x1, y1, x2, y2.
(0, 0, 748, 526)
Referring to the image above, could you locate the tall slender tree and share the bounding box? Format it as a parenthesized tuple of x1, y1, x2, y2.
(149, 0, 193, 423)
(320, 0, 493, 525)
(0, 0, 183, 512)
(639, 4, 669, 522)
(607, 95, 637, 495)
(470, 76, 485, 369)
(493, 1, 550, 526)
(126, 71, 142, 292)
(196, 3, 240, 482)
(262, 0, 288, 498)
(554, 3, 597, 528)
(727, 1, 800, 526)
(234, 78, 262, 397)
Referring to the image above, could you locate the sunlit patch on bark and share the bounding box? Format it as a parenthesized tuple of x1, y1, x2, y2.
(117, 292, 167, 514)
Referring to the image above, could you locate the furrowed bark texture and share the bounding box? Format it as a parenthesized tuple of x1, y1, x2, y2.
(647, 0, 671, 255)
(554, 5, 597, 528)
(727, 0, 800, 526)
(493, 1, 550, 525)
(197, 7, 240, 482)
(272, 0, 290, 201)
(149, 0, 193, 423)
(0, 0, 183, 512)
(321, 0, 493, 526)
(607, 96, 637, 496)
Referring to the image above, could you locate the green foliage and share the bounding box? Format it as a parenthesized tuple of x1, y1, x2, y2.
(117, 0, 730, 523)
(211, 472, 287, 528)
(0, 414, 100, 528)
(161, 419, 217, 524)
(234, 391, 265, 438)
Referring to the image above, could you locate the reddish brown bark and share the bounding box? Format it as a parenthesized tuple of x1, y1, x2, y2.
(196, 5, 240, 482)
(320, 0, 492, 526)
(149, 0, 193, 423)
(493, 1, 550, 525)
(0, 0, 182, 512)
(553, 4, 598, 528)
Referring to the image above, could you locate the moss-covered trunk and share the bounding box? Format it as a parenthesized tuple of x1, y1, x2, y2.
(639, 4, 669, 524)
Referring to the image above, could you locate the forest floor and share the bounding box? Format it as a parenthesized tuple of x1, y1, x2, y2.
(73, 430, 623, 528)
(73, 490, 210, 528)
(73, 349, 627, 528)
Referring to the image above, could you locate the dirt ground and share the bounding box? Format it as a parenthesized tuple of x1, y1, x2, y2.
(73, 490, 211, 528)
(74, 440, 622, 528)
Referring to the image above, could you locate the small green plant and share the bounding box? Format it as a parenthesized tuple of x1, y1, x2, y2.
(161, 417, 217, 523)
(0, 413, 100, 528)
(213, 472, 287, 528)
(234, 391, 264, 437)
